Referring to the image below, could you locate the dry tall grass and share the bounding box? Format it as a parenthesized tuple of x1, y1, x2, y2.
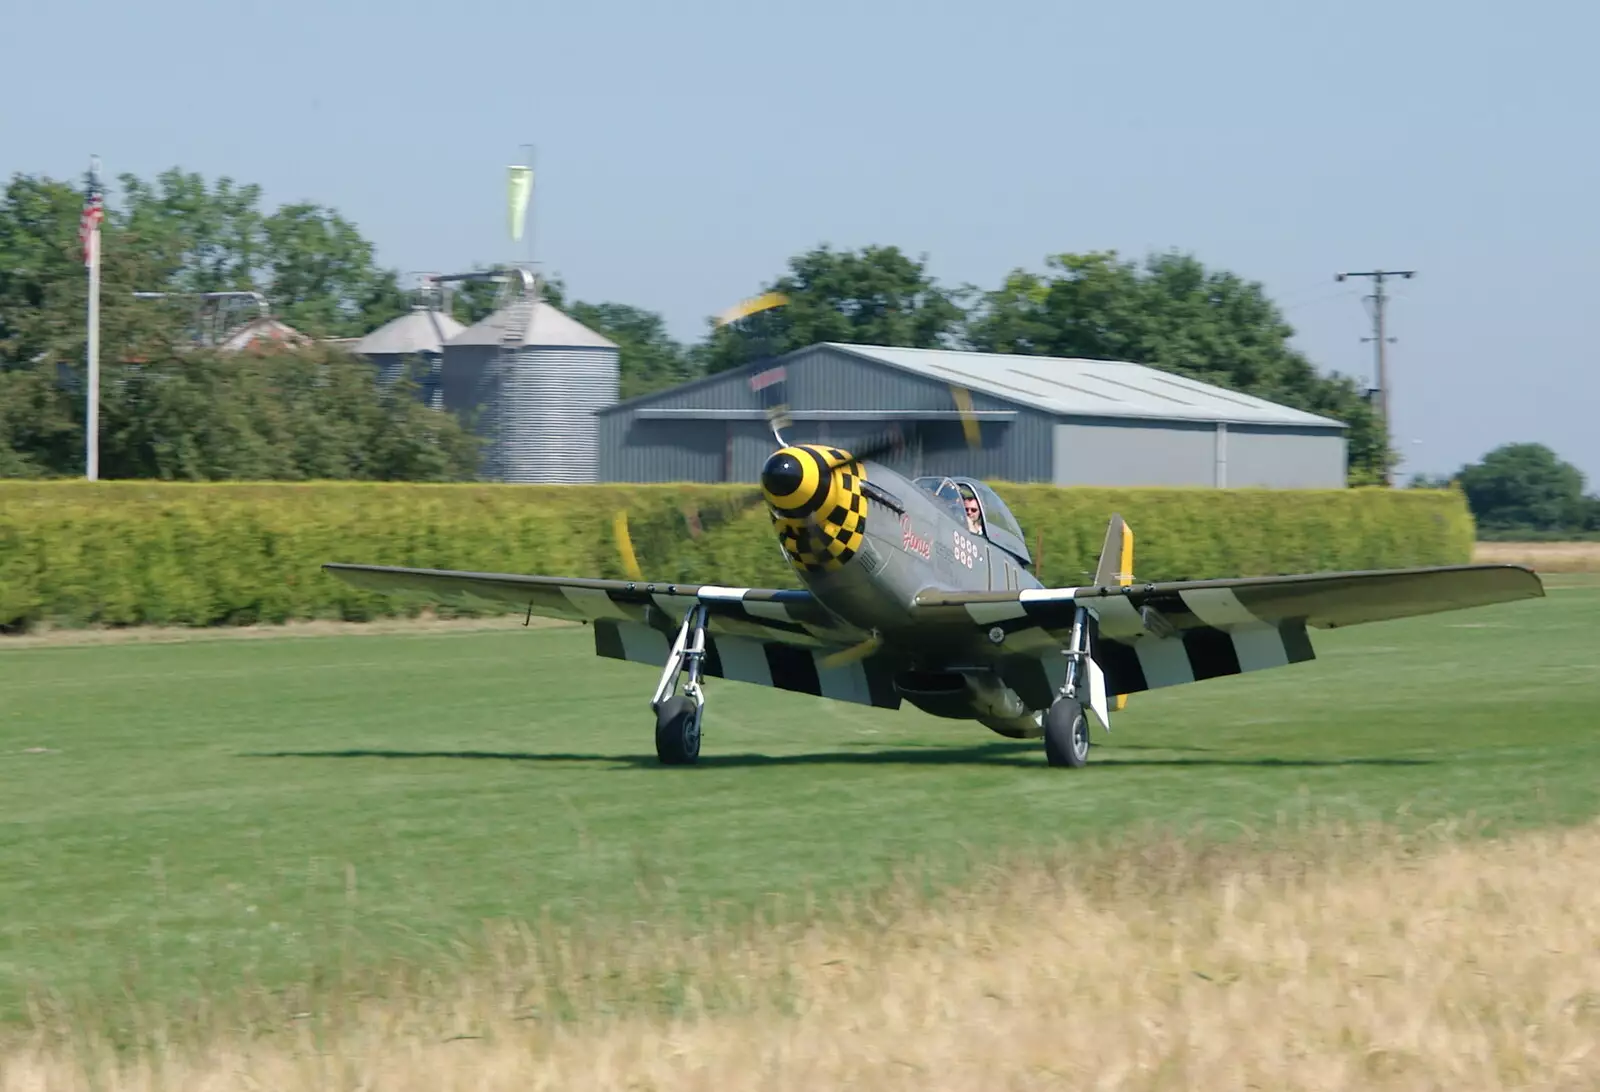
(7, 820, 1600, 1090)
(1475, 540, 1600, 572)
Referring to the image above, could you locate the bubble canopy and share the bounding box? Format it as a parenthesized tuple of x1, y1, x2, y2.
(912, 476, 1032, 566)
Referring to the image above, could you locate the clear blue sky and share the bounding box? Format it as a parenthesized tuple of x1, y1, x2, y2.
(5, 0, 1594, 483)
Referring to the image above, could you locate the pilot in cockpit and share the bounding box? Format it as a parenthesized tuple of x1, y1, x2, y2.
(957, 485, 983, 535)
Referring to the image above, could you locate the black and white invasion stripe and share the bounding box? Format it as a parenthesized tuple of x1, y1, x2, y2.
(918, 564, 1542, 699)
(936, 582, 1317, 697)
(593, 618, 903, 710)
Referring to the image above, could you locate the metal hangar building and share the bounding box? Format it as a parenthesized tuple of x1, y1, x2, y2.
(596, 343, 1349, 488)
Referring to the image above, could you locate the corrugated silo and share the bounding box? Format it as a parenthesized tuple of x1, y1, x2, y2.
(440, 290, 619, 483)
(354, 306, 467, 409)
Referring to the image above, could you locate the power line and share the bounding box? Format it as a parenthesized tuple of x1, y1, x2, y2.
(1335, 268, 1415, 485)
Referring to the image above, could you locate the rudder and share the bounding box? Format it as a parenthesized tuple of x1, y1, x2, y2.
(1093, 514, 1135, 712)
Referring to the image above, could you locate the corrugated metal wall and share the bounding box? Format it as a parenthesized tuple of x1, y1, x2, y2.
(1221, 425, 1347, 488)
(597, 346, 1056, 483)
(370, 351, 443, 409)
(439, 344, 499, 476)
(439, 344, 492, 418)
(1053, 418, 1347, 488)
(495, 346, 618, 483)
(1053, 418, 1221, 486)
(597, 415, 727, 482)
(441, 343, 619, 483)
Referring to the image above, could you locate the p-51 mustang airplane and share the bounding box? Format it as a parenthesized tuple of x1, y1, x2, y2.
(322, 362, 1544, 769)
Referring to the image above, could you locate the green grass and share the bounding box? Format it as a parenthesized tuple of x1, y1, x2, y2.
(2, 576, 1598, 1031)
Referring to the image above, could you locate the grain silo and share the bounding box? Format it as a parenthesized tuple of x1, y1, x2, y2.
(353, 305, 467, 409)
(439, 271, 619, 483)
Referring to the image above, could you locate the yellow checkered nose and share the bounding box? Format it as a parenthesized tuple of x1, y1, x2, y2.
(762, 445, 870, 575)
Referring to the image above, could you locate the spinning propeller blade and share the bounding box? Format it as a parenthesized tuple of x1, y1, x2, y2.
(719, 289, 794, 445)
(612, 510, 644, 581)
(609, 292, 793, 577)
(800, 381, 986, 473)
(715, 290, 790, 328)
(950, 384, 982, 450)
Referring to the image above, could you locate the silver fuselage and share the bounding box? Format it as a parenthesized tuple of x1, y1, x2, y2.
(767, 453, 1056, 737)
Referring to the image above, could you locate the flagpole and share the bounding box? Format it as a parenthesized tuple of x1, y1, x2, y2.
(522, 143, 535, 271)
(85, 154, 101, 482)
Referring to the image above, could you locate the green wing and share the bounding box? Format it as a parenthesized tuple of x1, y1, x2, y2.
(321, 564, 902, 710)
(912, 563, 1544, 696)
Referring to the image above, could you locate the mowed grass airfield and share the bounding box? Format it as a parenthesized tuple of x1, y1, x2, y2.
(2, 574, 1597, 1025)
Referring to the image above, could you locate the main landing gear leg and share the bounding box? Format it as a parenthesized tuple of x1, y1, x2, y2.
(651, 604, 708, 765)
(1043, 605, 1094, 769)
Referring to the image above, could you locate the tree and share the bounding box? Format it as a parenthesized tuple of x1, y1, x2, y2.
(702, 244, 966, 374)
(2, 343, 482, 482)
(963, 250, 1391, 484)
(1581, 495, 1600, 533)
(112, 169, 410, 339)
(0, 366, 75, 477)
(0, 172, 193, 475)
(1456, 443, 1587, 533)
(447, 276, 504, 327)
(0, 168, 479, 481)
(115, 170, 265, 296)
(567, 301, 696, 400)
(440, 269, 568, 328)
(259, 202, 410, 337)
(0, 173, 187, 373)
(93, 344, 480, 482)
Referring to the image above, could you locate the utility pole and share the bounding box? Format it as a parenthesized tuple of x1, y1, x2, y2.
(1335, 268, 1414, 485)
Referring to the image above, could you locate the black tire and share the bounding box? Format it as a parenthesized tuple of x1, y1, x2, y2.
(654, 695, 701, 766)
(1043, 700, 1090, 768)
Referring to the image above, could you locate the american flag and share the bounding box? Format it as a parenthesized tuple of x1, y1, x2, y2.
(78, 175, 104, 266)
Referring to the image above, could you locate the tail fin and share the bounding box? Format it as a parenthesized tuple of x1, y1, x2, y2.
(1093, 513, 1134, 588)
(1092, 514, 1134, 712)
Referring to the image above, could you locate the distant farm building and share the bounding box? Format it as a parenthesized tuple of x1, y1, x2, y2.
(597, 343, 1348, 488)
(196, 316, 309, 353)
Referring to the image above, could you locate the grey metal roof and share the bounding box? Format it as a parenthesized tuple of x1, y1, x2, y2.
(354, 307, 466, 356)
(824, 344, 1347, 429)
(445, 300, 617, 350)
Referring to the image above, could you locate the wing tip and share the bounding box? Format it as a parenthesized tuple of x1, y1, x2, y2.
(322, 561, 390, 574)
(1466, 561, 1546, 597)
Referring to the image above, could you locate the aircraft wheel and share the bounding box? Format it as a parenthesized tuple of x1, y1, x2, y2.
(1043, 699, 1090, 768)
(655, 695, 702, 766)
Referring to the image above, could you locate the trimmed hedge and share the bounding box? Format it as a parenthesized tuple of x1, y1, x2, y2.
(0, 481, 1476, 632)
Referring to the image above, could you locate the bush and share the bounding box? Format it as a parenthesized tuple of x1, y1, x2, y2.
(0, 481, 1475, 632)
(997, 484, 1475, 586)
